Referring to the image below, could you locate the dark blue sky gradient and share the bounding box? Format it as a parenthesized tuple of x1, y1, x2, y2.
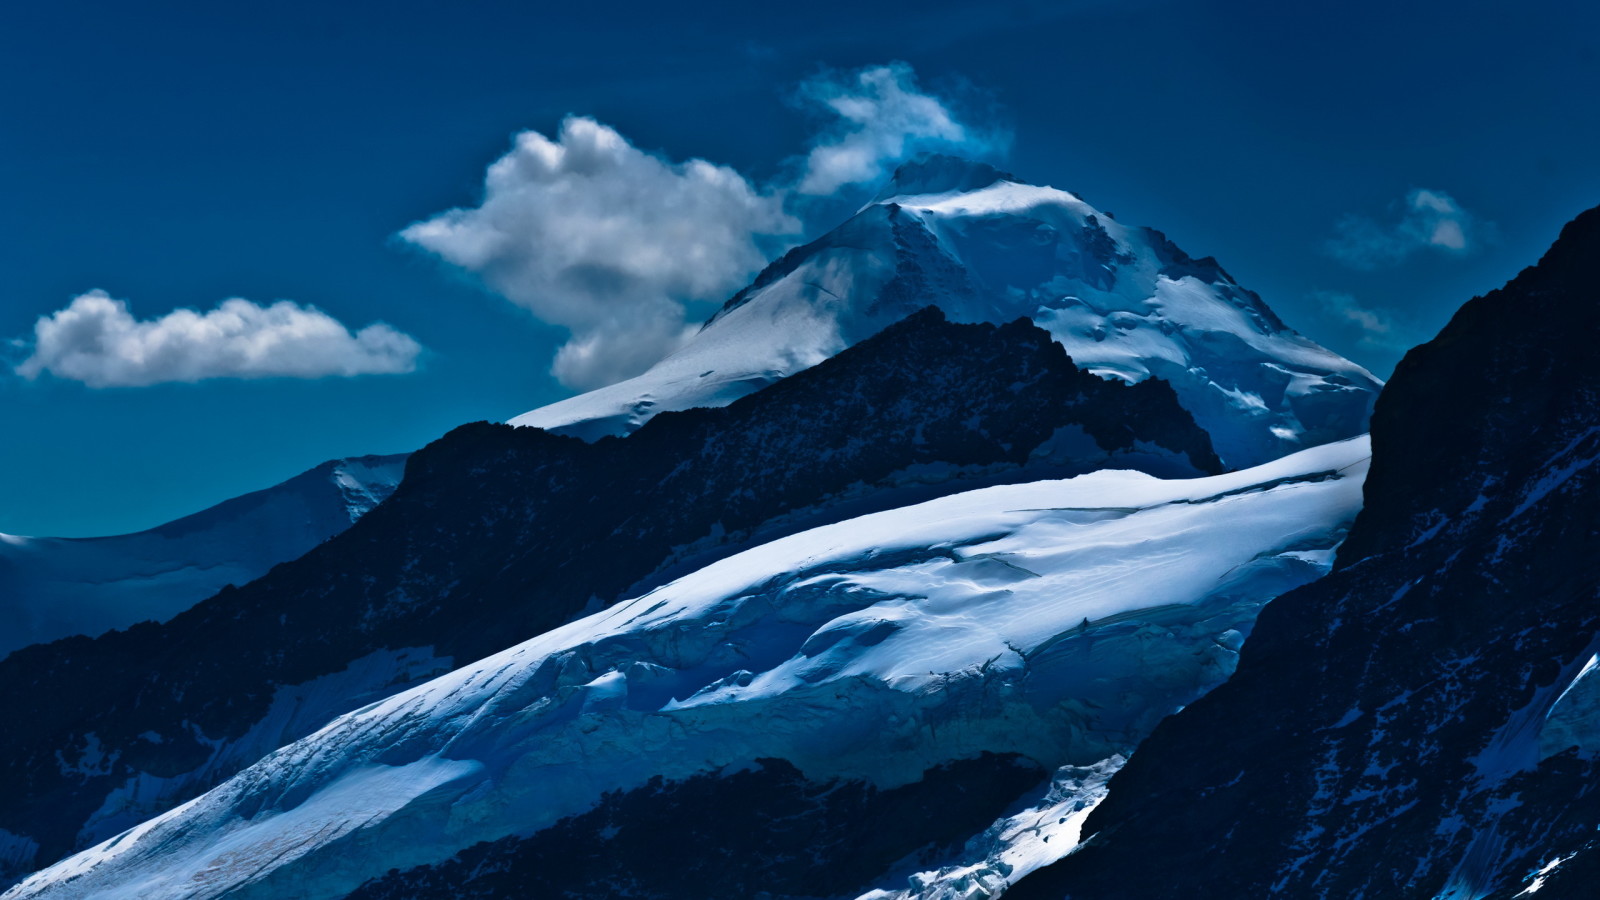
(3, 0, 1597, 534)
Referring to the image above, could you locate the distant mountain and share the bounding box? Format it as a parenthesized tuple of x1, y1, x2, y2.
(0, 309, 1220, 886)
(4, 435, 1369, 900)
(0, 455, 406, 660)
(514, 155, 1382, 468)
(1008, 206, 1600, 899)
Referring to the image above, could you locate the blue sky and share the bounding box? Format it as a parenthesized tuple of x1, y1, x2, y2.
(3, 0, 1597, 536)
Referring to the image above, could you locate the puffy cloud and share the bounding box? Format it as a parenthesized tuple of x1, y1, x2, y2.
(549, 313, 697, 396)
(402, 64, 1005, 391)
(793, 62, 1006, 195)
(1325, 188, 1484, 270)
(401, 116, 799, 390)
(1312, 290, 1413, 352)
(14, 290, 421, 387)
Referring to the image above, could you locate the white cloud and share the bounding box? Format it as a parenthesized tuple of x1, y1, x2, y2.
(1312, 290, 1413, 352)
(401, 116, 799, 390)
(1325, 188, 1484, 269)
(14, 290, 421, 387)
(793, 62, 1005, 195)
(402, 64, 1005, 391)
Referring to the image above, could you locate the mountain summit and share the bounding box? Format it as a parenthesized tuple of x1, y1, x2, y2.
(513, 155, 1382, 467)
(869, 154, 1013, 200)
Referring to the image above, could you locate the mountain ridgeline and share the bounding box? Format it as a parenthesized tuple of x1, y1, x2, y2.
(3, 394, 1368, 900)
(0, 309, 1218, 884)
(0, 454, 407, 660)
(1010, 205, 1600, 898)
(13, 156, 1587, 900)
(515, 155, 1382, 469)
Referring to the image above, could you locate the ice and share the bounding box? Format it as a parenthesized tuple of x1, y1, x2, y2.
(72, 647, 453, 851)
(1539, 652, 1600, 760)
(858, 756, 1125, 900)
(5, 437, 1370, 900)
(1516, 854, 1574, 896)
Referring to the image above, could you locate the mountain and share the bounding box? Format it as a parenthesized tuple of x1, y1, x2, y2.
(0, 455, 407, 660)
(0, 310, 1220, 886)
(1007, 206, 1600, 898)
(4, 160, 1588, 900)
(513, 155, 1382, 468)
(3, 435, 1370, 900)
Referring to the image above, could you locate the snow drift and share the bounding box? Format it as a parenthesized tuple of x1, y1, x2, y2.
(5, 437, 1369, 900)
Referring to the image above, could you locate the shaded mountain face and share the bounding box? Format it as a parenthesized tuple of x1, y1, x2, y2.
(1010, 206, 1600, 899)
(343, 756, 1048, 900)
(0, 455, 407, 660)
(514, 154, 1382, 468)
(0, 309, 1219, 885)
(5, 435, 1368, 900)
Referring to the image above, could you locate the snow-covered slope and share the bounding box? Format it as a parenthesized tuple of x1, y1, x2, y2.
(0, 455, 407, 659)
(0, 311, 1220, 886)
(5, 436, 1369, 900)
(513, 156, 1381, 467)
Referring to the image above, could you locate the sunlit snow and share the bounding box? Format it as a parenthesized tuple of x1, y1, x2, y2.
(512, 160, 1381, 467)
(5, 437, 1370, 900)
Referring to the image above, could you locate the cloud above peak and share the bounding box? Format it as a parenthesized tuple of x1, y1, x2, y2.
(1311, 290, 1414, 352)
(793, 62, 1007, 196)
(401, 116, 800, 391)
(1325, 188, 1486, 270)
(402, 63, 1005, 392)
(15, 291, 421, 387)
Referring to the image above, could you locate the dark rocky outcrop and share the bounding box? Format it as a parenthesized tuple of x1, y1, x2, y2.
(0, 308, 1218, 884)
(346, 754, 1044, 900)
(1012, 207, 1600, 899)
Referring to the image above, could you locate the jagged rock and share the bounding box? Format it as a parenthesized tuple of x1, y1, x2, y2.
(1010, 205, 1600, 899)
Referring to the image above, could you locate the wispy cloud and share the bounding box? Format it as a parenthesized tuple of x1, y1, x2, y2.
(14, 290, 421, 387)
(401, 116, 800, 391)
(793, 62, 1007, 196)
(1311, 290, 1415, 352)
(1325, 188, 1486, 270)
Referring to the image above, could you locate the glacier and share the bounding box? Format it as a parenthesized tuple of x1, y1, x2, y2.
(0, 309, 1222, 886)
(0, 455, 407, 660)
(513, 156, 1381, 468)
(4, 436, 1370, 900)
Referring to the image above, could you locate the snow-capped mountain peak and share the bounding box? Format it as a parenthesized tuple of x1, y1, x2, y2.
(512, 155, 1380, 467)
(869, 153, 1013, 202)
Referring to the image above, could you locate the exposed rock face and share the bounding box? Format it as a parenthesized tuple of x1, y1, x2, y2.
(0, 309, 1218, 885)
(345, 756, 1046, 900)
(1011, 206, 1600, 899)
(3, 427, 1364, 900)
